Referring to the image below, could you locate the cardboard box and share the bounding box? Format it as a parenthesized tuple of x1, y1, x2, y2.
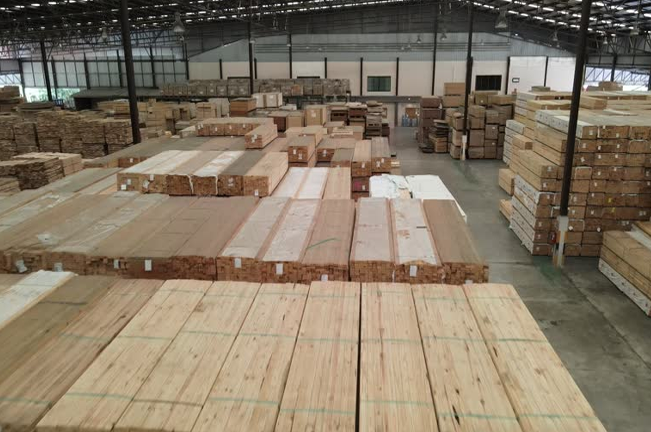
(304, 105, 327, 126)
(442, 95, 463, 108)
(444, 82, 465, 96)
(421, 96, 441, 108)
(469, 130, 485, 147)
(485, 124, 499, 140)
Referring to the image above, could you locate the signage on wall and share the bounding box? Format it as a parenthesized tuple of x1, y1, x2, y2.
(512, 77, 521, 83)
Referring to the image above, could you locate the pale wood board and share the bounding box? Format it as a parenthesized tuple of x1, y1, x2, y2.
(1, 279, 161, 432)
(117, 150, 181, 192)
(360, 283, 439, 431)
(412, 284, 522, 432)
(243, 152, 288, 197)
(166, 151, 223, 196)
(217, 197, 291, 281)
(193, 283, 308, 432)
(37, 279, 210, 432)
(0, 273, 25, 294)
(300, 199, 355, 283)
(192, 151, 245, 196)
(216, 151, 264, 196)
(465, 283, 608, 432)
(352, 140, 372, 177)
(323, 167, 351, 199)
(349, 198, 395, 282)
(115, 281, 260, 432)
(296, 167, 329, 199)
(261, 199, 320, 282)
(273, 167, 309, 198)
(0, 270, 75, 332)
(141, 150, 201, 194)
(0, 192, 75, 234)
(275, 281, 359, 432)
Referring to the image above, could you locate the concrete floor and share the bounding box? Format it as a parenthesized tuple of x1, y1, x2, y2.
(393, 127, 651, 432)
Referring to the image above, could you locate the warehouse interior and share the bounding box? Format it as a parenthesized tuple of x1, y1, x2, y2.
(0, 0, 651, 431)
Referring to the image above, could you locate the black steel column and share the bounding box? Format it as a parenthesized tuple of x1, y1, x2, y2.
(248, 21, 254, 95)
(51, 59, 58, 100)
(559, 0, 593, 216)
(288, 33, 293, 78)
(120, 0, 141, 144)
(395, 57, 400, 96)
(17, 59, 25, 94)
(40, 39, 52, 101)
(432, 3, 438, 95)
(360, 57, 363, 96)
(648, 66, 651, 91)
(219, 58, 223, 79)
(83, 53, 91, 89)
(610, 53, 618, 81)
(149, 47, 157, 88)
(116, 50, 124, 88)
(324, 57, 328, 78)
(544, 56, 549, 86)
(462, 1, 474, 159)
(505, 56, 511, 93)
(254, 58, 258, 79)
(184, 42, 190, 80)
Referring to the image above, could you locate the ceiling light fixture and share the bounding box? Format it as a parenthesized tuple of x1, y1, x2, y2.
(172, 11, 185, 35)
(496, 7, 508, 29)
(100, 26, 108, 43)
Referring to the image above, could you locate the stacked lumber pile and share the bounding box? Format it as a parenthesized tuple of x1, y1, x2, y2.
(197, 117, 272, 136)
(244, 123, 278, 149)
(230, 97, 257, 116)
(104, 118, 133, 153)
(60, 113, 84, 154)
(508, 106, 651, 256)
(0, 177, 19, 194)
(330, 147, 354, 169)
(242, 151, 288, 197)
(35, 111, 64, 152)
(418, 96, 443, 145)
(0, 156, 64, 190)
(14, 152, 82, 176)
(217, 151, 264, 196)
(600, 222, 651, 315)
(425, 120, 449, 153)
(350, 198, 395, 281)
(352, 140, 372, 199)
(13, 121, 39, 154)
(287, 136, 316, 166)
(323, 167, 351, 199)
(191, 151, 245, 196)
(165, 151, 222, 196)
(370, 137, 391, 173)
(503, 119, 533, 165)
(81, 117, 107, 158)
(304, 104, 328, 126)
(499, 167, 516, 195)
(0, 115, 19, 160)
(316, 137, 356, 163)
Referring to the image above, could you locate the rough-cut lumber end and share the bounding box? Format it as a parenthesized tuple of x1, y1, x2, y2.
(442, 263, 489, 285)
(259, 261, 302, 283)
(191, 177, 218, 196)
(216, 175, 244, 196)
(170, 256, 216, 280)
(166, 174, 194, 196)
(349, 261, 396, 282)
(215, 256, 260, 282)
(126, 257, 174, 280)
(297, 264, 349, 284)
(242, 176, 271, 197)
(393, 261, 445, 284)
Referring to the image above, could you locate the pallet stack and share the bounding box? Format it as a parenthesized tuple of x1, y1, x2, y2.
(348, 103, 367, 133)
(104, 119, 133, 154)
(442, 82, 464, 108)
(244, 123, 278, 149)
(13, 121, 39, 155)
(418, 96, 443, 146)
(0, 115, 19, 160)
(229, 98, 257, 116)
(35, 111, 64, 153)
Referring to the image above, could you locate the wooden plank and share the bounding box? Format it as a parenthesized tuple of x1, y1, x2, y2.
(412, 284, 521, 432)
(371, 137, 391, 173)
(360, 283, 439, 431)
(192, 151, 244, 196)
(0, 274, 25, 294)
(260, 199, 320, 282)
(243, 152, 288, 197)
(115, 281, 260, 432)
(300, 199, 355, 283)
(0, 275, 115, 384)
(245, 124, 279, 149)
(192, 283, 308, 432)
(296, 167, 329, 199)
(166, 151, 223, 196)
(323, 167, 351, 199)
(117, 150, 181, 192)
(350, 198, 395, 282)
(273, 167, 309, 198)
(422, 200, 489, 284)
(390, 199, 443, 283)
(37, 279, 210, 432)
(0, 192, 75, 234)
(141, 150, 202, 194)
(216, 151, 264, 197)
(275, 281, 359, 432)
(352, 140, 372, 177)
(1, 279, 161, 432)
(0, 270, 75, 332)
(171, 197, 258, 279)
(465, 283, 608, 432)
(217, 197, 291, 281)
(288, 136, 316, 163)
(331, 148, 354, 168)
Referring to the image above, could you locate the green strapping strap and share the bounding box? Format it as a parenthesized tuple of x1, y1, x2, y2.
(362, 338, 421, 344)
(179, 330, 234, 337)
(423, 335, 485, 343)
(305, 237, 339, 250)
(132, 398, 203, 408)
(520, 413, 600, 421)
(0, 396, 51, 406)
(297, 337, 358, 344)
(362, 399, 432, 407)
(438, 412, 518, 421)
(60, 332, 112, 342)
(280, 407, 355, 416)
(239, 332, 296, 340)
(66, 391, 132, 401)
(208, 397, 279, 406)
(116, 335, 173, 342)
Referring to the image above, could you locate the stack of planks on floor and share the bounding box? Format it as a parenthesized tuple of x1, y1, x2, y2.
(323, 167, 352, 199)
(352, 140, 372, 199)
(245, 123, 279, 149)
(216, 151, 264, 196)
(350, 198, 396, 282)
(243, 152, 288, 197)
(316, 137, 356, 163)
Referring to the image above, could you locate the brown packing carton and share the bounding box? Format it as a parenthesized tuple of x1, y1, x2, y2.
(420, 96, 442, 108)
(444, 82, 465, 95)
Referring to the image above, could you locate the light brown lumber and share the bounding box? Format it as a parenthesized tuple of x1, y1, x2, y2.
(243, 152, 288, 197)
(349, 198, 395, 282)
(352, 140, 372, 177)
(422, 200, 489, 284)
(0, 279, 161, 432)
(0, 192, 75, 234)
(331, 147, 354, 168)
(635, 221, 651, 238)
(316, 137, 339, 162)
(115, 281, 260, 432)
(170, 197, 258, 280)
(263, 137, 290, 153)
(287, 136, 316, 163)
(299, 199, 355, 283)
(0, 271, 75, 333)
(193, 283, 309, 432)
(371, 137, 391, 173)
(275, 281, 359, 431)
(140, 150, 201, 194)
(116, 150, 181, 192)
(166, 151, 223, 195)
(216, 151, 264, 196)
(0, 275, 115, 385)
(323, 167, 351, 199)
(391, 199, 443, 283)
(296, 167, 329, 199)
(273, 167, 309, 198)
(465, 283, 608, 432)
(260, 199, 320, 282)
(217, 197, 291, 281)
(0, 274, 25, 294)
(360, 283, 439, 431)
(412, 284, 522, 432)
(44, 194, 168, 274)
(86, 197, 193, 276)
(192, 151, 244, 196)
(245, 123, 279, 149)
(37, 279, 210, 432)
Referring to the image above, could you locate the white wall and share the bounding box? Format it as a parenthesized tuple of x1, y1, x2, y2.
(362, 61, 397, 96)
(328, 61, 361, 96)
(398, 61, 432, 96)
(294, 61, 326, 78)
(189, 62, 221, 80)
(222, 61, 249, 78)
(546, 57, 576, 91)
(257, 62, 289, 79)
(508, 56, 547, 92)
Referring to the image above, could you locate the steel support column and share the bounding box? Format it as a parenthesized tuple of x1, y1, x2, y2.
(610, 53, 618, 81)
(288, 33, 293, 78)
(396, 57, 400, 96)
(360, 57, 363, 96)
(17, 59, 25, 94)
(505, 56, 511, 93)
(544, 56, 549, 86)
(83, 53, 91, 89)
(149, 47, 157, 88)
(184, 42, 190, 80)
(120, 0, 141, 144)
(40, 39, 52, 101)
(432, 3, 438, 95)
(248, 21, 254, 94)
(462, 1, 474, 161)
(116, 50, 124, 88)
(219, 58, 223, 79)
(50, 59, 58, 100)
(254, 58, 258, 79)
(325, 57, 328, 79)
(554, 0, 593, 266)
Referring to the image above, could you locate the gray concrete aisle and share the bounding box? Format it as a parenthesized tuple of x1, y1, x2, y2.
(393, 127, 651, 432)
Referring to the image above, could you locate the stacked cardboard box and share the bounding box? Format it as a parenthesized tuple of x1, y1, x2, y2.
(418, 96, 443, 144)
(304, 105, 328, 127)
(442, 82, 464, 108)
